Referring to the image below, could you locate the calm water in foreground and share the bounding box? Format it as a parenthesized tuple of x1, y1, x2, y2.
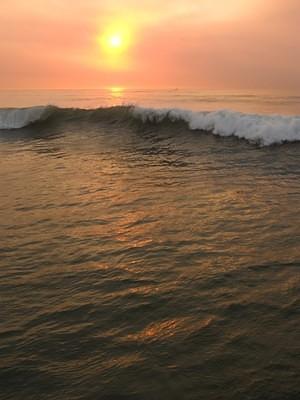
(0, 90, 300, 399)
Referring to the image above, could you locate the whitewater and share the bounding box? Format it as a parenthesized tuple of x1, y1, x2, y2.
(1, 104, 300, 145)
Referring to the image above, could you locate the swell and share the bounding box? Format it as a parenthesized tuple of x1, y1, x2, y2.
(1, 105, 300, 146)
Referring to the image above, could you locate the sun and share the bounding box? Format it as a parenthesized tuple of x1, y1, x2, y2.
(109, 35, 123, 49)
(96, 21, 134, 69)
(99, 26, 131, 55)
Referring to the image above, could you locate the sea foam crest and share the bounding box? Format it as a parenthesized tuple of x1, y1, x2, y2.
(132, 106, 300, 145)
(0, 106, 51, 129)
(1, 104, 300, 145)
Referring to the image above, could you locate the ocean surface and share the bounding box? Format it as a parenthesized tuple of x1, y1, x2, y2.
(0, 89, 300, 400)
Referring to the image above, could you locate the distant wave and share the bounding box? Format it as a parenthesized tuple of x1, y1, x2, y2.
(1, 105, 300, 146)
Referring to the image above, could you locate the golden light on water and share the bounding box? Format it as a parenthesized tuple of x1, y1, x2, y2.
(110, 87, 124, 98)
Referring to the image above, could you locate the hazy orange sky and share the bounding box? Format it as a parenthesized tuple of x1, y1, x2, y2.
(1, 0, 300, 90)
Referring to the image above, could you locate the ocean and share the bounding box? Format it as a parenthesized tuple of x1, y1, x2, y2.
(0, 89, 299, 400)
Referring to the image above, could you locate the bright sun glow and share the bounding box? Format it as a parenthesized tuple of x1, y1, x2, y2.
(109, 35, 122, 48)
(96, 21, 134, 69)
(99, 24, 131, 55)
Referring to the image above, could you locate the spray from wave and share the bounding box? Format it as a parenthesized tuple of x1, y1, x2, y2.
(1, 105, 300, 146)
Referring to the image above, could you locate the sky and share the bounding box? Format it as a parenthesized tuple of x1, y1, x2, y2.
(1, 0, 300, 90)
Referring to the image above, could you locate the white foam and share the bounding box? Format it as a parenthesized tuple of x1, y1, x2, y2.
(132, 106, 300, 145)
(1, 104, 300, 146)
(0, 106, 50, 129)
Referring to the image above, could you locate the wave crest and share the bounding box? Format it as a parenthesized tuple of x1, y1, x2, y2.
(0, 106, 54, 129)
(133, 107, 300, 145)
(1, 105, 300, 146)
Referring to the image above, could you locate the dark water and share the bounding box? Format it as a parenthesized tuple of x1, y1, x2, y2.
(1, 115, 300, 400)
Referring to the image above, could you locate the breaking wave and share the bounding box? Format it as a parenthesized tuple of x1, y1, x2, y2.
(1, 105, 300, 146)
(0, 106, 54, 129)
